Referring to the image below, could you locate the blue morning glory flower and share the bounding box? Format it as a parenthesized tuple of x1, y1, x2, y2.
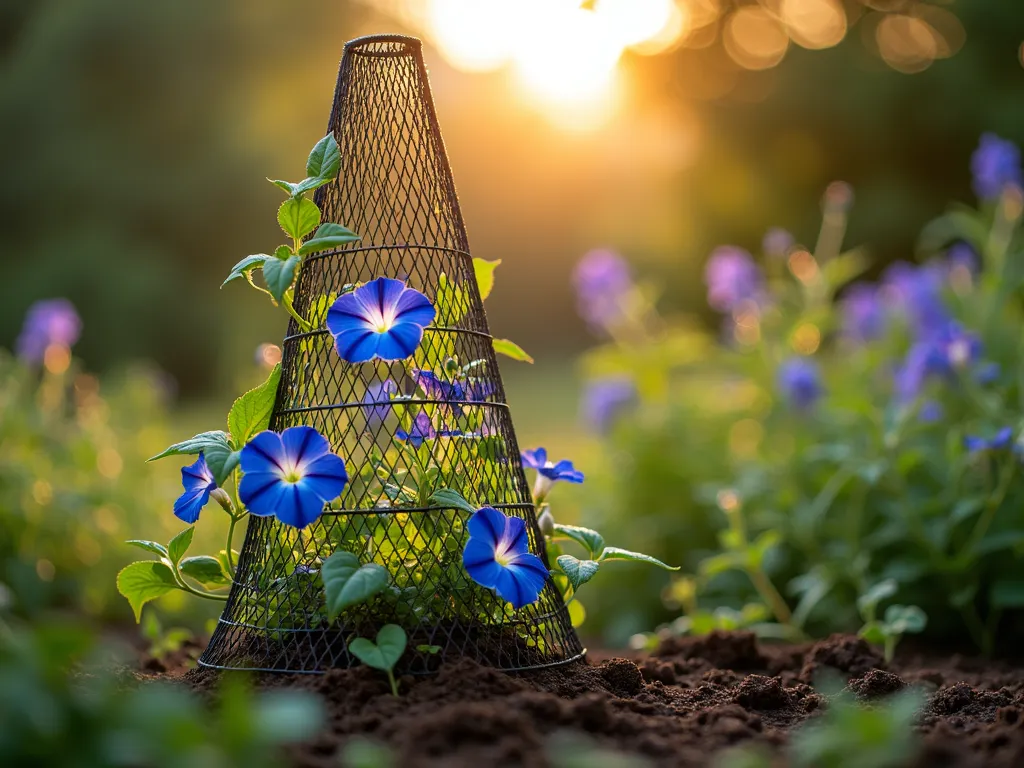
(964, 427, 1015, 454)
(362, 379, 397, 432)
(16, 298, 82, 364)
(239, 426, 349, 529)
(326, 277, 435, 363)
(462, 506, 548, 610)
(396, 412, 461, 448)
(777, 358, 822, 410)
(573, 249, 633, 333)
(704, 246, 764, 313)
(173, 453, 218, 524)
(521, 447, 584, 501)
(841, 283, 886, 342)
(581, 377, 635, 434)
(971, 133, 1022, 200)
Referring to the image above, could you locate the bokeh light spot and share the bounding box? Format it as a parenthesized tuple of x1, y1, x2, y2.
(725, 6, 789, 70)
(780, 0, 847, 50)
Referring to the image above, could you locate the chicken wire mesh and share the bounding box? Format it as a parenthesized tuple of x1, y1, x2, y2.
(198, 34, 584, 674)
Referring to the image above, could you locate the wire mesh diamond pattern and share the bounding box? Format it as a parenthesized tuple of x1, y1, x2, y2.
(198, 35, 584, 674)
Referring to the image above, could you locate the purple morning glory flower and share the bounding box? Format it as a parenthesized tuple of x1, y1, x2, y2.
(16, 298, 82, 364)
(964, 427, 1014, 453)
(396, 412, 461, 448)
(762, 228, 794, 258)
(239, 426, 349, 529)
(971, 133, 1022, 200)
(939, 322, 982, 371)
(976, 361, 1001, 385)
(841, 283, 886, 342)
(581, 377, 635, 434)
(777, 358, 822, 409)
(919, 401, 944, 423)
(881, 262, 949, 339)
(704, 246, 764, 314)
(521, 447, 584, 501)
(173, 453, 218, 524)
(894, 342, 949, 402)
(946, 242, 979, 277)
(326, 277, 435, 363)
(573, 249, 633, 332)
(462, 506, 548, 610)
(362, 379, 397, 432)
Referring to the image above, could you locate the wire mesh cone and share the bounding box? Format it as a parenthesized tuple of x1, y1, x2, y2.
(198, 35, 584, 674)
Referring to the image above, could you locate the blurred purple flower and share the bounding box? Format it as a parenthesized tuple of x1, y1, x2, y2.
(882, 262, 949, 338)
(362, 379, 397, 433)
(964, 427, 1014, 454)
(705, 246, 764, 313)
(975, 361, 1001, 385)
(573, 249, 633, 332)
(946, 242, 979, 276)
(971, 133, 1022, 200)
(919, 401, 943, 423)
(581, 378, 635, 434)
(16, 298, 81, 364)
(894, 323, 981, 402)
(762, 228, 794, 258)
(841, 283, 886, 342)
(777, 358, 822, 409)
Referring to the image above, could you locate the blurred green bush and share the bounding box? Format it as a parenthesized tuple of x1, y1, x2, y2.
(576, 141, 1024, 653)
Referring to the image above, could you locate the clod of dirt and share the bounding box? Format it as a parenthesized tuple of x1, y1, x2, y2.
(800, 634, 885, 682)
(656, 631, 768, 672)
(734, 674, 792, 710)
(928, 682, 1014, 720)
(849, 669, 907, 699)
(600, 658, 646, 697)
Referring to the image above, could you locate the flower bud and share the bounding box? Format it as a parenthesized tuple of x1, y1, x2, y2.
(210, 488, 234, 514)
(537, 505, 555, 537)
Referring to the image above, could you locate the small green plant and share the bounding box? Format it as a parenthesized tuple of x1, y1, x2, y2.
(347, 624, 407, 697)
(140, 610, 195, 663)
(857, 580, 927, 662)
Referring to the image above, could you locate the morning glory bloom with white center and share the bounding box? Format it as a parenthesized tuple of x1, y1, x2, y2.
(326, 277, 435, 363)
(521, 447, 584, 502)
(462, 506, 548, 610)
(173, 453, 218, 524)
(239, 426, 349, 529)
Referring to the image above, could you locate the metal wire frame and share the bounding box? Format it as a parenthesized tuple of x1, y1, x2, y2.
(198, 35, 584, 674)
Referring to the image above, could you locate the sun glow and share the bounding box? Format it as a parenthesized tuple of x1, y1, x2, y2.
(417, 0, 686, 126)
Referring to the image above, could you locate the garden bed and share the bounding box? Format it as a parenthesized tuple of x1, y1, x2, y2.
(177, 631, 1024, 767)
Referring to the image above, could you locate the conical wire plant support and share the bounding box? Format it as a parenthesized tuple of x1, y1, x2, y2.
(199, 34, 585, 674)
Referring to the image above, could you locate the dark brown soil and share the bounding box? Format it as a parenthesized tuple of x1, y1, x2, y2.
(180, 632, 1024, 767)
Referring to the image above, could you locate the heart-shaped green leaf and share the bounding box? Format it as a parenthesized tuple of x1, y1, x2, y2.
(473, 257, 501, 300)
(552, 524, 605, 559)
(297, 223, 360, 256)
(557, 555, 599, 591)
(306, 134, 341, 180)
(167, 527, 194, 566)
(428, 488, 478, 515)
(148, 431, 231, 462)
(180, 556, 231, 587)
(117, 561, 179, 623)
(493, 338, 533, 363)
(322, 551, 389, 621)
(348, 624, 407, 672)
(222, 254, 269, 288)
(125, 540, 168, 558)
(277, 197, 320, 241)
(262, 254, 300, 304)
(228, 364, 282, 447)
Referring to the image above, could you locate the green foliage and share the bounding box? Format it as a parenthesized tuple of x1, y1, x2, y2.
(717, 685, 924, 768)
(228, 363, 282, 446)
(321, 551, 389, 621)
(473, 257, 501, 300)
(0, 583, 323, 768)
(579, 172, 1024, 651)
(348, 624, 407, 696)
(493, 337, 534, 363)
(116, 561, 178, 622)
